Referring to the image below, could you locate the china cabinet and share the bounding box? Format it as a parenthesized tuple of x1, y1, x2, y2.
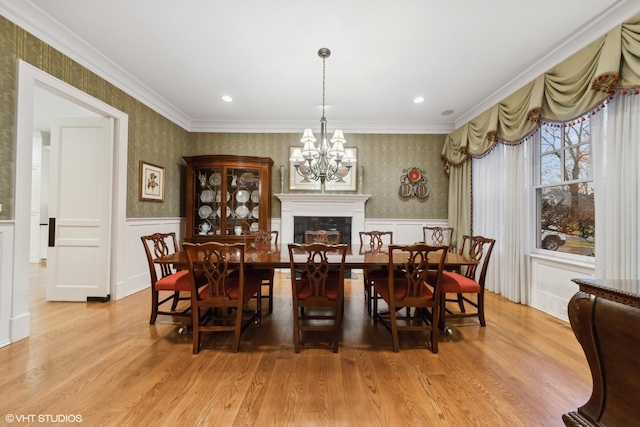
(184, 155, 273, 242)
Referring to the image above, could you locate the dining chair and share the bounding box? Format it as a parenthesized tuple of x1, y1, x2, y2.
(141, 232, 205, 325)
(245, 230, 279, 313)
(359, 231, 395, 315)
(304, 230, 341, 244)
(183, 241, 263, 353)
(288, 242, 348, 353)
(423, 226, 454, 251)
(438, 235, 496, 328)
(372, 243, 448, 353)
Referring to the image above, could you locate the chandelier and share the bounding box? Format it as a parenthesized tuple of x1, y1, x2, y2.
(290, 48, 356, 186)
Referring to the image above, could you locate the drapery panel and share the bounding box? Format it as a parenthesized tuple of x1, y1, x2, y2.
(444, 12, 640, 240)
(592, 93, 640, 283)
(472, 141, 533, 303)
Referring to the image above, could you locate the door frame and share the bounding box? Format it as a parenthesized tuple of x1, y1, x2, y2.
(12, 60, 128, 342)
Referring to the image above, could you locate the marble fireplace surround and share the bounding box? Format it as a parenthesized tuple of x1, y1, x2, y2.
(276, 194, 371, 245)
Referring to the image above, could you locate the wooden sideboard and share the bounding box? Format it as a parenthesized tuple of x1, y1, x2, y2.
(563, 278, 640, 427)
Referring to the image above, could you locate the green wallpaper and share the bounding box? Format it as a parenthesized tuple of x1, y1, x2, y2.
(0, 16, 448, 221)
(0, 16, 189, 219)
(189, 133, 448, 219)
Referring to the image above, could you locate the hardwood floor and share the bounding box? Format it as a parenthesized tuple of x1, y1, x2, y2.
(0, 264, 591, 426)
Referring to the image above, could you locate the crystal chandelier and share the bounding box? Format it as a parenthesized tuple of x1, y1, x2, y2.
(290, 48, 356, 186)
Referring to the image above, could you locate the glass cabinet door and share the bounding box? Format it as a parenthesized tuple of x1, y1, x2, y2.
(223, 167, 261, 236)
(193, 167, 223, 237)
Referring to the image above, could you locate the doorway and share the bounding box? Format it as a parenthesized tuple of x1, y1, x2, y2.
(10, 60, 129, 343)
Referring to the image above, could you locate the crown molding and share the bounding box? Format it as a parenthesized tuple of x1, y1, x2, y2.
(455, 0, 640, 128)
(0, 0, 191, 130)
(189, 119, 455, 134)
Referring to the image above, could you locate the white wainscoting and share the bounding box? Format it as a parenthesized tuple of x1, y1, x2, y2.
(363, 219, 448, 245)
(529, 254, 595, 321)
(0, 222, 16, 348)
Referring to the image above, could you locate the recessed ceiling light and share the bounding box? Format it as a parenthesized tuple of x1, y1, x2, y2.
(413, 97, 424, 104)
(221, 95, 233, 102)
(441, 109, 454, 116)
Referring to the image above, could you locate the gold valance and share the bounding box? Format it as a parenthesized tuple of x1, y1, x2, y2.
(442, 12, 640, 169)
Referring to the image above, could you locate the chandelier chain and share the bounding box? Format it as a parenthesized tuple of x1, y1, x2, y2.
(322, 55, 326, 118)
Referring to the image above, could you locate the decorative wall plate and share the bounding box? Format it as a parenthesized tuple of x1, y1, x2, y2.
(407, 167, 422, 183)
(399, 166, 428, 199)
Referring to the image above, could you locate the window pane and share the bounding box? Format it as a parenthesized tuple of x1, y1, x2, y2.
(565, 120, 590, 147)
(564, 144, 591, 180)
(540, 153, 561, 184)
(540, 125, 561, 153)
(538, 183, 595, 256)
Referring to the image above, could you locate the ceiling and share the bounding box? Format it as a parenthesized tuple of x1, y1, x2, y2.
(5, 0, 640, 134)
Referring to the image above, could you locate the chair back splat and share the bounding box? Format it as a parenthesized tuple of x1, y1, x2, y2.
(183, 241, 262, 353)
(304, 230, 341, 244)
(288, 243, 348, 353)
(372, 244, 448, 353)
(359, 231, 394, 315)
(423, 226, 454, 251)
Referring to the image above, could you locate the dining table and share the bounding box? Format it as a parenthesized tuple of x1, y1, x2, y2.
(155, 243, 477, 335)
(154, 243, 476, 270)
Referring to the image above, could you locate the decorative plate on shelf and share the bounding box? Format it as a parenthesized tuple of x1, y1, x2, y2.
(200, 189, 214, 203)
(215, 191, 230, 202)
(250, 222, 259, 231)
(239, 172, 257, 186)
(209, 172, 222, 186)
(198, 205, 213, 219)
(216, 206, 230, 218)
(235, 205, 250, 219)
(252, 206, 259, 219)
(236, 189, 250, 203)
(251, 190, 260, 203)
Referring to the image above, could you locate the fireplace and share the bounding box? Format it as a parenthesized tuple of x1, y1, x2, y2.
(293, 216, 352, 244)
(276, 194, 371, 245)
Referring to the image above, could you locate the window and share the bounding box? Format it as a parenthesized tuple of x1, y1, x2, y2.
(535, 119, 595, 256)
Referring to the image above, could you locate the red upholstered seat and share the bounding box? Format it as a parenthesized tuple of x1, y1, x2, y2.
(440, 271, 482, 294)
(156, 269, 205, 291)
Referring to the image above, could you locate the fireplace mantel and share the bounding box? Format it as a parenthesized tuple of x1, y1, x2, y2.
(276, 193, 371, 244)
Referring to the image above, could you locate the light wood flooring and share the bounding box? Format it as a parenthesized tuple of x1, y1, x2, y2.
(0, 264, 591, 426)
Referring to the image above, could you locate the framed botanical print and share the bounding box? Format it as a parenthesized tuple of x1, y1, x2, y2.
(139, 161, 165, 201)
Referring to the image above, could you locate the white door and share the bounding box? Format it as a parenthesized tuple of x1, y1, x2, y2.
(46, 117, 114, 301)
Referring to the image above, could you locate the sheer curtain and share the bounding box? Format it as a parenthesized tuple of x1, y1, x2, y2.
(472, 141, 533, 303)
(592, 94, 640, 282)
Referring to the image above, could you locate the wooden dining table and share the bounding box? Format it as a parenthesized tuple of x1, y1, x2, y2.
(154, 243, 476, 270)
(155, 243, 476, 335)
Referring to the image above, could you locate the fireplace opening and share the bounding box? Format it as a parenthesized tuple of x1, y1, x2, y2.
(293, 216, 352, 244)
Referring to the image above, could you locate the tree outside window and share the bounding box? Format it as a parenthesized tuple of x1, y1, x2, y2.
(536, 119, 595, 256)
